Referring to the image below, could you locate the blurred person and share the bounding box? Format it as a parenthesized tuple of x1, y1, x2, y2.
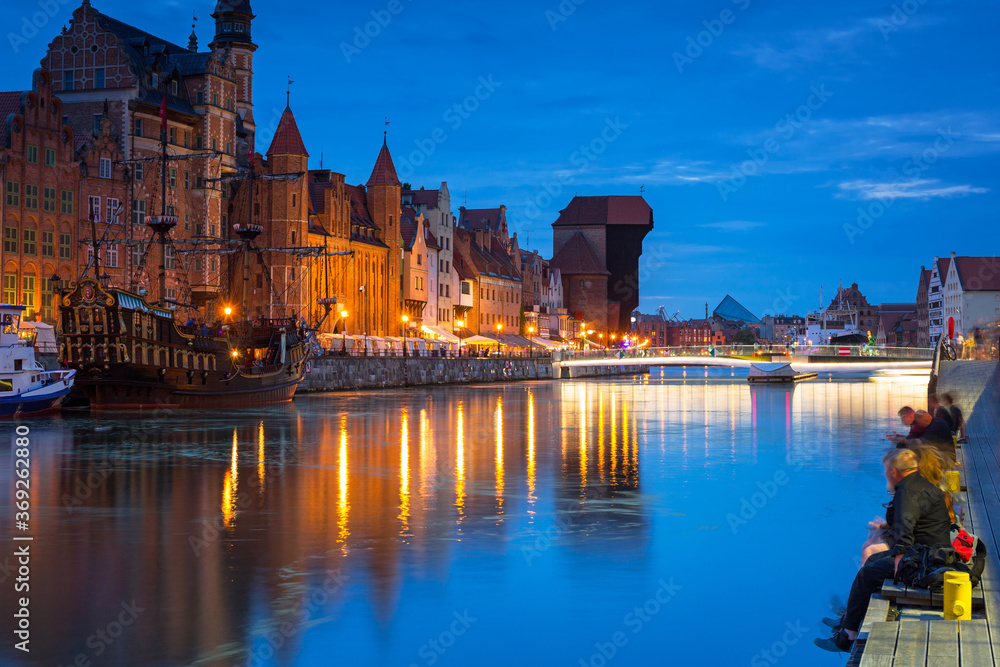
(897, 410, 956, 460)
(887, 406, 924, 443)
(941, 392, 966, 441)
(930, 394, 955, 433)
(815, 449, 951, 653)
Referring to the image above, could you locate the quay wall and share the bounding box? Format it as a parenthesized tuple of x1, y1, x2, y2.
(300, 356, 648, 392)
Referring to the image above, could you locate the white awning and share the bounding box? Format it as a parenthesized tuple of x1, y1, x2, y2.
(530, 337, 561, 349)
(421, 325, 460, 342)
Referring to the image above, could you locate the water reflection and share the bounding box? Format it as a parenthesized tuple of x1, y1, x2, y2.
(0, 373, 929, 666)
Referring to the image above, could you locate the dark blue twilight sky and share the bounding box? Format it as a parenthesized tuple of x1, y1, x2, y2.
(2, 0, 998, 318)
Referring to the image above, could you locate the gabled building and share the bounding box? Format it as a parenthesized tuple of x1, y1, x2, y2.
(942, 254, 1000, 336)
(40, 0, 257, 309)
(403, 183, 455, 329)
(875, 303, 917, 347)
(400, 209, 429, 327)
(303, 135, 403, 337)
(916, 266, 932, 347)
(453, 218, 521, 336)
(928, 257, 950, 345)
(0, 69, 80, 321)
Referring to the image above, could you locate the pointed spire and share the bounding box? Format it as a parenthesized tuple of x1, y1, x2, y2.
(367, 137, 400, 188)
(265, 105, 309, 157)
(188, 11, 198, 51)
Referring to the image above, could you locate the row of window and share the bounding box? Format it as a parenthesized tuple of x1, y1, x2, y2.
(221, 21, 250, 35)
(4, 227, 72, 259)
(22, 145, 60, 167)
(480, 312, 518, 328)
(2, 274, 55, 321)
(6, 182, 74, 214)
(479, 286, 520, 304)
(63, 68, 104, 92)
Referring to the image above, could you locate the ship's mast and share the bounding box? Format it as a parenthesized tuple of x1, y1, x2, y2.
(234, 150, 262, 320)
(146, 101, 177, 307)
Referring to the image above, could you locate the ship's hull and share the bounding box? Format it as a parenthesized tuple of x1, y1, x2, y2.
(70, 352, 308, 409)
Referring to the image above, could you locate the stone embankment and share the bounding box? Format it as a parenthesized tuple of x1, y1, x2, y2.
(299, 355, 647, 392)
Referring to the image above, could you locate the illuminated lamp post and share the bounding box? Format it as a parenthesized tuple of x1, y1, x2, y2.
(402, 315, 410, 357)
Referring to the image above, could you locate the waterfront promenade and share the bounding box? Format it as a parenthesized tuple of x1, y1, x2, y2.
(940, 361, 1000, 660)
(849, 360, 1000, 665)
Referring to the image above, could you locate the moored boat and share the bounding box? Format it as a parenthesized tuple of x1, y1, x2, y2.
(57, 278, 310, 409)
(0, 304, 76, 417)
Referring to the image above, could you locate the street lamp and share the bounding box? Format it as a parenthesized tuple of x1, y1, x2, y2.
(455, 319, 465, 356)
(402, 315, 410, 356)
(496, 321, 503, 356)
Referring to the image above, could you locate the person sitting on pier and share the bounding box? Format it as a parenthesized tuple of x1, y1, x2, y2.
(929, 394, 955, 433)
(940, 392, 967, 442)
(855, 445, 954, 569)
(895, 410, 956, 461)
(886, 406, 924, 443)
(815, 448, 952, 653)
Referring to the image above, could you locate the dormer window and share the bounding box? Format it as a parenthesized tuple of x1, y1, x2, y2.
(235, 23, 244, 33)
(152, 73, 158, 88)
(171, 80, 178, 96)
(223, 22, 232, 32)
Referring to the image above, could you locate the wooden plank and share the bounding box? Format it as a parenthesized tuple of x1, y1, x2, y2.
(891, 621, 928, 667)
(859, 622, 897, 667)
(926, 621, 959, 667)
(958, 618, 993, 666)
(860, 596, 891, 637)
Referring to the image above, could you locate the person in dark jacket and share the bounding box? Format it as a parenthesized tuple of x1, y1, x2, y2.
(897, 410, 956, 460)
(815, 448, 952, 653)
(941, 392, 966, 441)
(887, 406, 924, 443)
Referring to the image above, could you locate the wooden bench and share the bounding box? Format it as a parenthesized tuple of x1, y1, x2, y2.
(880, 580, 985, 611)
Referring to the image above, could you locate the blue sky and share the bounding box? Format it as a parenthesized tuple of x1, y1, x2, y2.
(2, 0, 998, 319)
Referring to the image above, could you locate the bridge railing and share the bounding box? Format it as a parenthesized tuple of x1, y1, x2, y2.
(557, 344, 934, 362)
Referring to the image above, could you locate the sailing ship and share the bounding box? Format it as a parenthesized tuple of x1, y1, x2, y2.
(0, 303, 75, 416)
(57, 103, 313, 409)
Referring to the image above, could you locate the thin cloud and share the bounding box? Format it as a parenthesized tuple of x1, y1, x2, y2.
(698, 220, 766, 231)
(836, 179, 990, 200)
(732, 23, 870, 71)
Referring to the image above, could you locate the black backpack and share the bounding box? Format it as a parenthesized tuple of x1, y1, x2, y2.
(895, 534, 988, 591)
(895, 543, 957, 592)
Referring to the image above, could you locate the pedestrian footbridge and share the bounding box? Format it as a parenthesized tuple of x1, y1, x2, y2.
(553, 344, 932, 377)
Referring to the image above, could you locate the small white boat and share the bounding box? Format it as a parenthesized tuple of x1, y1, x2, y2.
(747, 362, 817, 384)
(0, 304, 75, 417)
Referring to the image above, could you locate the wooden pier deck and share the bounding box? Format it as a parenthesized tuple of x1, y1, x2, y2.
(948, 361, 1000, 664)
(848, 360, 1000, 666)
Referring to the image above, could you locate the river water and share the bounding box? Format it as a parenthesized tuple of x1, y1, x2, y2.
(0, 369, 929, 666)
